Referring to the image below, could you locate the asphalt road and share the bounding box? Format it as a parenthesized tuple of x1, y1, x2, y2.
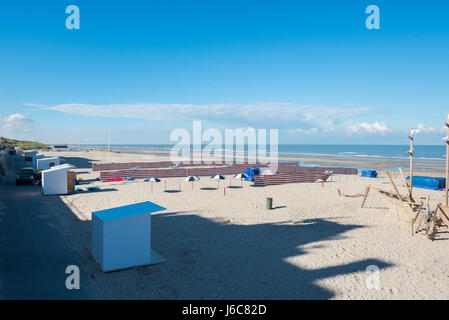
(0, 154, 100, 299)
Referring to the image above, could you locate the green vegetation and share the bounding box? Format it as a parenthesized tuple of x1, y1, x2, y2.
(0, 137, 50, 150)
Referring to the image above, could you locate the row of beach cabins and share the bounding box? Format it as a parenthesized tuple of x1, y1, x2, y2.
(22, 151, 76, 195)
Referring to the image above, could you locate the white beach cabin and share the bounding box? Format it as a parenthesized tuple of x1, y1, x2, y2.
(24, 151, 36, 161)
(41, 164, 75, 195)
(52, 145, 69, 152)
(14, 147, 22, 155)
(92, 201, 166, 272)
(36, 157, 60, 171)
(32, 154, 44, 168)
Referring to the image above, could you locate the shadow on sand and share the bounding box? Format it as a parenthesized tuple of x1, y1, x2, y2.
(73, 188, 118, 194)
(44, 191, 393, 299)
(164, 190, 181, 193)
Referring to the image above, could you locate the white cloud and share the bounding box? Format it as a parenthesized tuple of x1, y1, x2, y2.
(24, 103, 47, 107)
(413, 124, 439, 134)
(345, 121, 392, 135)
(2, 113, 34, 131)
(31, 102, 374, 128)
(288, 127, 319, 135)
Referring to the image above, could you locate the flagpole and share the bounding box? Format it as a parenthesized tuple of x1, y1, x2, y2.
(107, 128, 111, 163)
(445, 114, 449, 207)
(409, 128, 414, 198)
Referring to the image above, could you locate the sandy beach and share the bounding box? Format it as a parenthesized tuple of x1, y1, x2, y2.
(33, 148, 449, 299)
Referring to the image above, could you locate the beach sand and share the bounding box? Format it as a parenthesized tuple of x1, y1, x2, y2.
(41, 149, 449, 299)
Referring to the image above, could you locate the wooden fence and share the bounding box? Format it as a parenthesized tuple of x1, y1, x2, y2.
(253, 172, 331, 186)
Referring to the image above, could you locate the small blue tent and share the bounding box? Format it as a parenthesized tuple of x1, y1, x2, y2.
(361, 169, 377, 178)
(244, 168, 261, 182)
(406, 176, 446, 190)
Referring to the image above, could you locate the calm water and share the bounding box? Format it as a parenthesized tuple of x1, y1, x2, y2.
(77, 144, 446, 162)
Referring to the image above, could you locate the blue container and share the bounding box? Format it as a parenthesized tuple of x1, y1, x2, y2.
(406, 176, 446, 190)
(361, 169, 377, 178)
(244, 168, 261, 182)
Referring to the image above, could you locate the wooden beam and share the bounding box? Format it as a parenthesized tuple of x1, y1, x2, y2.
(385, 171, 403, 201)
(410, 201, 423, 236)
(437, 205, 449, 227)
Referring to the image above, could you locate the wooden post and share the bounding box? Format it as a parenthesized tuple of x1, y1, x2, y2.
(361, 185, 370, 208)
(408, 128, 414, 198)
(445, 114, 449, 207)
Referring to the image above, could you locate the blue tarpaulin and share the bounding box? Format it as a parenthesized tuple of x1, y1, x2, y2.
(244, 168, 261, 182)
(361, 169, 377, 178)
(406, 176, 446, 190)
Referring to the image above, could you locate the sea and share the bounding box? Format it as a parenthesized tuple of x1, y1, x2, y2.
(77, 144, 447, 163)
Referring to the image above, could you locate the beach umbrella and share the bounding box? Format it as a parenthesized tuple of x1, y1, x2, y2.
(233, 173, 248, 187)
(145, 177, 161, 192)
(185, 175, 200, 190)
(211, 174, 225, 188)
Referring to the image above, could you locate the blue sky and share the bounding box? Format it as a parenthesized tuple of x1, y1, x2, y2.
(0, 0, 448, 144)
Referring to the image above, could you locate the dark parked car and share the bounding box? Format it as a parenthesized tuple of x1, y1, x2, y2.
(16, 167, 40, 185)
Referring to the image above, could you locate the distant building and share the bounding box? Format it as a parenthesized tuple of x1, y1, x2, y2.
(52, 145, 69, 152)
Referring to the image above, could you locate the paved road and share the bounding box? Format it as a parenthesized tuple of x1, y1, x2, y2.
(0, 154, 101, 299)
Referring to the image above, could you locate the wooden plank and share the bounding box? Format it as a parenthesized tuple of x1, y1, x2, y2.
(67, 170, 75, 192)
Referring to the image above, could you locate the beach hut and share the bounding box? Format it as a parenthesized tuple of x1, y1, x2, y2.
(32, 154, 44, 168)
(24, 151, 36, 161)
(36, 157, 60, 171)
(91, 201, 166, 272)
(41, 164, 75, 195)
(52, 145, 69, 152)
